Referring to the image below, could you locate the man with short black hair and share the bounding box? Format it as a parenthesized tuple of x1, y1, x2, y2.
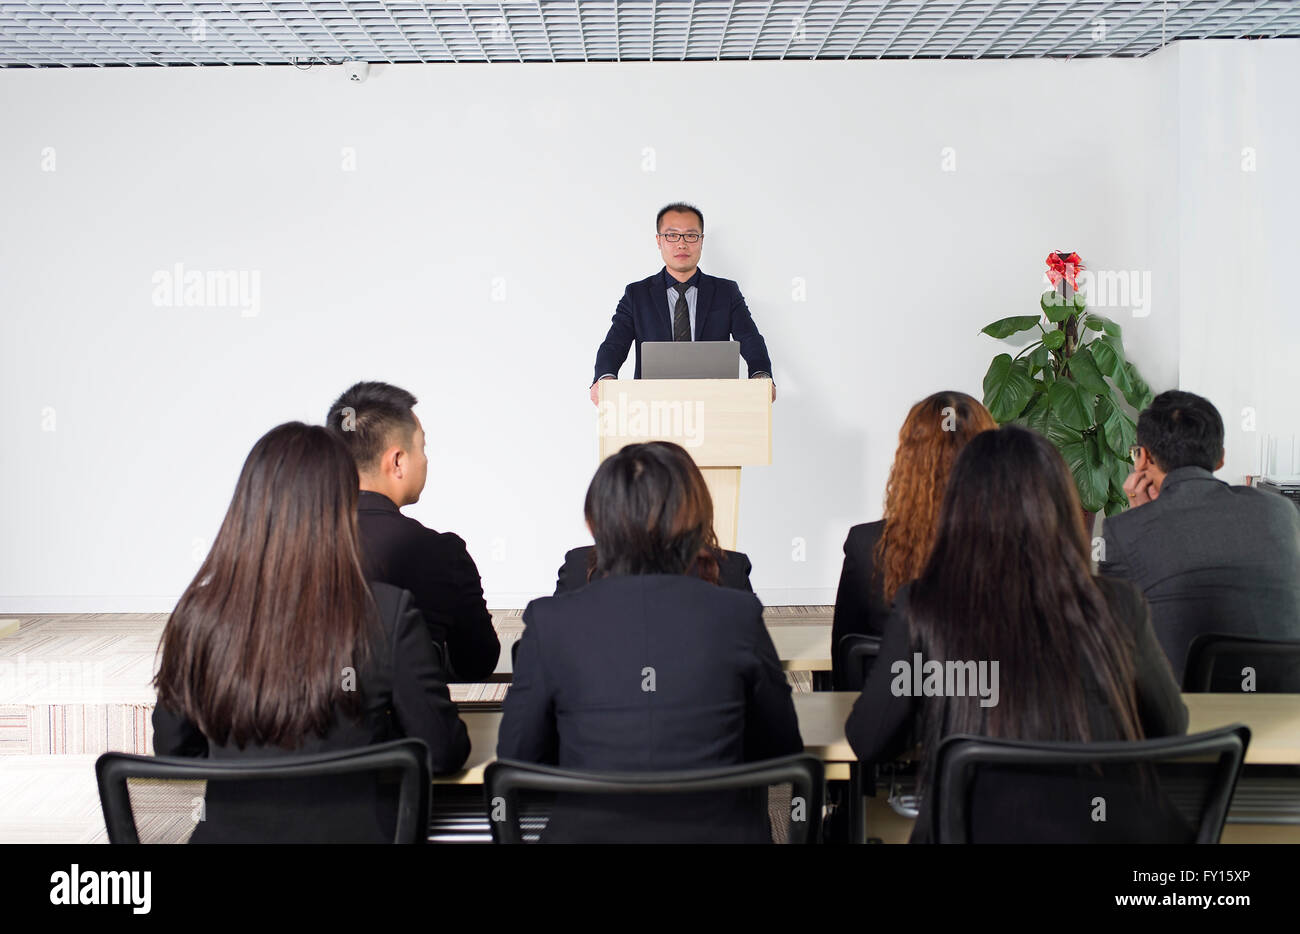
(327, 381, 500, 683)
(590, 202, 775, 404)
(1099, 390, 1300, 679)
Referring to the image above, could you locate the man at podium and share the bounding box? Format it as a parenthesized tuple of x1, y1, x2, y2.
(589, 202, 776, 405)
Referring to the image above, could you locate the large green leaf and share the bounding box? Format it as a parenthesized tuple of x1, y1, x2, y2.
(1088, 336, 1126, 382)
(1027, 344, 1050, 377)
(982, 354, 1037, 423)
(1083, 312, 1123, 337)
(1042, 329, 1066, 351)
(1010, 391, 1045, 429)
(1060, 434, 1110, 513)
(982, 316, 1041, 339)
(1047, 378, 1096, 430)
(1041, 290, 1071, 324)
(1098, 333, 1128, 363)
(1121, 361, 1154, 410)
(1096, 394, 1137, 458)
(1103, 456, 1132, 516)
(1067, 346, 1111, 396)
(1026, 394, 1053, 437)
(1045, 418, 1083, 449)
(1094, 335, 1135, 397)
(1109, 452, 1131, 495)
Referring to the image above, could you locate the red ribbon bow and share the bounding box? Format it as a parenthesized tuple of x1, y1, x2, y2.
(1046, 252, 1084, 289)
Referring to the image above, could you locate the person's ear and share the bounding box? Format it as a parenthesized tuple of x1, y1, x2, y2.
(1216, 448, 1226, 471)
(389, 447, 404, 480)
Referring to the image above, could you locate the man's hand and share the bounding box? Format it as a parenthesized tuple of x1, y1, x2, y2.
(751, 373, 776, 402)
(590, 377, 612, 406)
(1123, 468, 1160, 508)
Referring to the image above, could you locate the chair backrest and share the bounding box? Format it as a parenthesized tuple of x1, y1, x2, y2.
(837, 633, 882, 692)
(96, 738, 430, 844)
(930, 725, 1250, 844)
(1183, 633, 1300, 693)
(484, 754, 824, 844)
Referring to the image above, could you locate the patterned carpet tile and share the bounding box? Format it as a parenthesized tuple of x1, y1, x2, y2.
(0, 612, 822, 756)
(0, 754, 107, 843)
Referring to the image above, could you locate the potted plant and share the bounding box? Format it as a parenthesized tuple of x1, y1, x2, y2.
(979, 252, 1154, 519)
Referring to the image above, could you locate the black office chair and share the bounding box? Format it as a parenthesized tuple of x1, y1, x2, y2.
(96, 738, 430, 844)
(837, 633, 882, 691)
(484, 754, 825, 844)
(1183, 633, 1300, 693)
(929, 725, 1250, 844)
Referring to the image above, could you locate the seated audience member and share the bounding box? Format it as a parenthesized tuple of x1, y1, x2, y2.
(554, 543, 754, 595)
(498, 441, 803, 843)
(846, 426, 1188, 843)
(152, 423, 470, 843)
(1099, 390, 1300, 680)
(831, 391, 994, 688)
(326, 381, 500, 682)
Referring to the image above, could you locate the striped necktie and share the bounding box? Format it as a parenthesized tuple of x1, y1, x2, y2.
(673, 281, 691, 341)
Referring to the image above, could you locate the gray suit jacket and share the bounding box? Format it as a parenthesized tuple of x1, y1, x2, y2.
(1098, 466, 1300, 679)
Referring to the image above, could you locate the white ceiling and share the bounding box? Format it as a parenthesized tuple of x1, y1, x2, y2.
(1, 1, 1297, 67)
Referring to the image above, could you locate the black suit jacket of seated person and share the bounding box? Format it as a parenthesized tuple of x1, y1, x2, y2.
(151, 583, 470, 843)
(830, 520, 892, 689)
(845, 577, 1191, 843)
(497, 572, 804, 843)
(356, 490, 501, 683)
(554, 545, 754, 596)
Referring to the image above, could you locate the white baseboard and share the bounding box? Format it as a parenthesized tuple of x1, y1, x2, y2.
(754, 588, 836, 607)
(0, 596, 180, 614)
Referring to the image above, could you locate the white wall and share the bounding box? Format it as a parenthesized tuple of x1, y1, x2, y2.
(1175, 40, 1300, 483)
(1, 44, 1279, 612)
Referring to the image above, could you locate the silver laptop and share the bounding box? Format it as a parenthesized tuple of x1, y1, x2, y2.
(641, 341, 740, 379)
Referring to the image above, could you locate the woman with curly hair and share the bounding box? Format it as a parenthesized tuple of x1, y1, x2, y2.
(831, 391, 996, 688)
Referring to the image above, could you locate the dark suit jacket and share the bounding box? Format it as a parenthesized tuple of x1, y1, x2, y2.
(151, 582, 470, 843)
(831, 521, 892, 689)
(593, 267, 773, 381)
(845, 576, 1188, 843)
(554, 545, 754, 596)
(1099, 466, 1300, 680)
(497, 573, 803, 843)
(356, 490, 501, 682)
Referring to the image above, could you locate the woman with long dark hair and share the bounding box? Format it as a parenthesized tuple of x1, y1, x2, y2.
(832, 391, 995, 687)
(498, 441, 803, 842)
(845, 425, 1187, 842)
(152, 422, 469, 842)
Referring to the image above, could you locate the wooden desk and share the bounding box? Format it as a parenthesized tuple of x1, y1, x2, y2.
(486, 624, 832, 683)
(1184, 693, 1300, 764)
(439, 692, 857, 786)
(769, 626, 832, 673)
(438, 692, 1300, 785)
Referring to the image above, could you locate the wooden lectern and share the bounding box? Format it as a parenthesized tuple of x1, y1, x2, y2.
(596, 378, 772, 551)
